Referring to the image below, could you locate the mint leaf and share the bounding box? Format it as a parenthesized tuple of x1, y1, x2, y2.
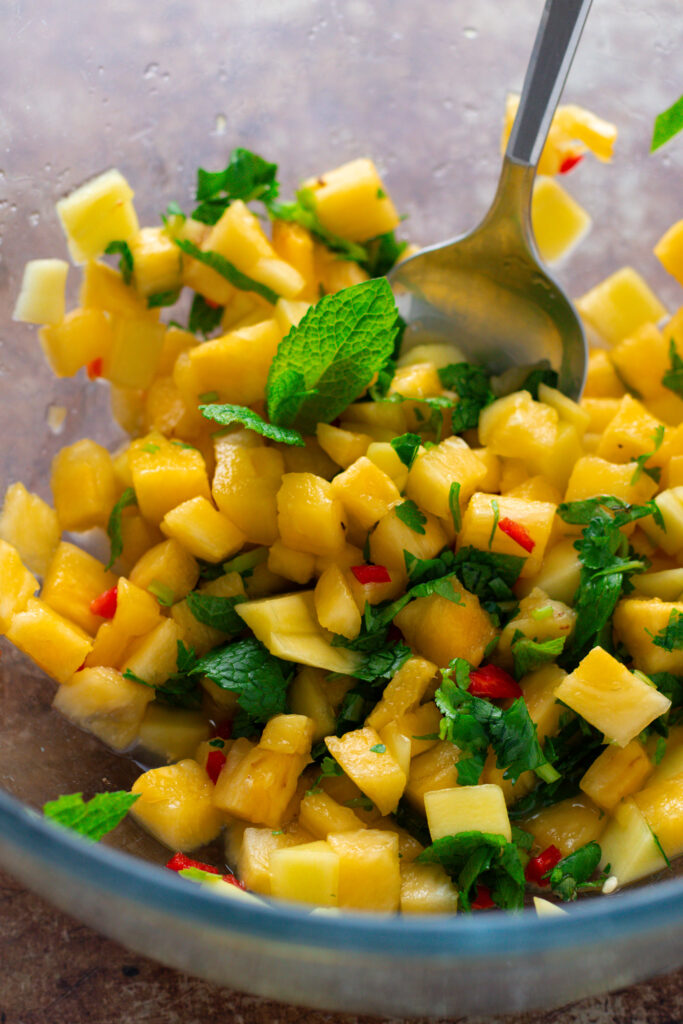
(268, 188, 368, 264)
(651, 94, 683, 152)
(189, 293, 224, 337)
(662, 338, 683, 397)
(105, 240, 134, 285)
(199, 403, 305, 446)
(351, 642, 412, 682)
(437, 363, 494, 434)
(266, 278, 399, 433)
(647, 608, 683, 652)
(186, 591, 247, 633)
(124, 640, 203, 709)
(105, 487, 137, 570)
(173, 238, 278, 305)
(512, 635, 567, 679)
(395, 499, 427, 535)
(192, 149, 279, 224)
(43, 791, 139, 842)
(390, 431, 421, 468)
(196, 636, 294, 727)
(361, 230, 408, 277)
(519, 365, 558, 400)
(417, 830, 526, 911)
(547, 841, 605, 901)
(147, 288, 181, 308)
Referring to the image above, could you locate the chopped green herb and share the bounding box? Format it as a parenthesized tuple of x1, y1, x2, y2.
(307, 755, 344, 794)
(395, 499, 427, 535)
(142, 442, 160, 454)
(488, 498, 500, 549)
(449, 481, 462, 533)
(147, 288, 181, 309)
(370, 743, 387, 754)
(662, 338, 683, 397)
(390, 431, 422, 469)
(191, 148, 279, 224)
(512, 635, 567, 679)
(199, 390, 219, 404)
(647, 608, 683, 651)
(651, 94, 683, 152)
(199, 402, 305, 446)
(173, 238, 279, 304)
(209, 738, 225, 749)
(437, 363, 495, 434)
(189, 294, 224, 337)
(268, 187, 368, 265)
(360, 230, 408, 277)
(104, 240, 134, 284)
(547, 841, 606, 901)
(148, 579, 175, 606)
(186, 591, 247, 634)
(125, 641, 203, 709)
(344, 796, 375, 812)
(196, 636, 294, 729)
(531, 606, 554, 622)
(417, 830, 526, 911)
(223, 548, 269, 576)
(630, 425, 664, 485)
(43, 791, 140, 842)
(105, 486, 138, 571)
(648, 824, 671, 868)
(519, 365, 558, 400)
(171, 440, 197, 450)
(654, 736, 668, 765)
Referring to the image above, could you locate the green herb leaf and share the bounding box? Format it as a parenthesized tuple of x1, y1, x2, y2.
(268, 188, 368, 265)
(395, 499, 427, 535)
(124, 640, 203, 709)
(630, 425, 665, 485)
(196, 636, 294, 726)
(223, 547, 269, 576)
(147, 288, 181, 309)
(266, 278, 399, 433)
(648, 824, 672, 868)
(370, 743, 386, 754)
(488, 498, 500, 550)
(360, 230, 408, 278)
(437, 363, 495, 434)
(186, 591, 247, 633)
(547, 841, 604, 901)
(449, 481, 462, 533)
(199, 403, 305, 446)
(651, 94, 683, 152)
(192, 148, 279, 224)
(519, 365, 559, 400)
(105, 487, 138, 571)
(43, 791, 139, 842)
(105, 240, 134, 285)
(512, 635, 567, 679)
(663, 338, 683, 397)
(390, 432, 422, 469)
(189, 294, 224, 337)
(350, 642, 412, 683)
(417, 830, 526, 911)
(647, 608, 683, 652)
(148, 579, 175, 606)
(173, 237, 278, 304)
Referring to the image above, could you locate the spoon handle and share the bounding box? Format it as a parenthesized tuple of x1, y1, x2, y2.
(506, 0, 593, 168)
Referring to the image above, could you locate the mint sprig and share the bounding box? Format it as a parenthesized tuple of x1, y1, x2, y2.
(43, 791, 139, 841)
(199, 403, 304, 446)
(173, 238, 278, 304)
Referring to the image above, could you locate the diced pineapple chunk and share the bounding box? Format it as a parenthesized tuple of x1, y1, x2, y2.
(276, 472, 345, 556)
(330, 456, 401, 532)
(298, 791, 367, 839)
(639, 487, 683, 556)
(400, 862, 459, 914)
(576, 267, 667, 346)
(306, 158, 400, 242)
(366, 656, 437, 732)
(13, 258, 69, 325)
(56, 168, 139, 263)
(80, 259, 153, 318)
(613, 597, 683, 675)
(0, 483, 60, 577)
(580, 739, 653, 812)
(654, 219, 683, 287)
(326, 726, 407, 816)
(131, 759, 224, 851)
(102, 314, 166, 390)
(519, 794, 605, 856)
(270, 840, 340, 906)
(554, 646, 671, 747)
(51, 439, 117, 532)
(459, 493, 556, 577)
(138, 704, 210, 763)
(40, 307, 113, 378)
(212, 436, 284, 546)
(268, 540, 316, 584)
(129, 538, 199, 604)
(517, 538, 581, 606)
(520, 663, 566, 744)
(496, 587, 575, 669)
(531, 176, 591, 264)
(122, 617, 181, 687)
(178, 319, 283, 405)
(405, 436, 487, 521)
(129, 226, 182, 297)
(85, 576, 160, 668)
(237, 826, 314, 895)
(260, 714, 315, 755)
(314, 564, 361, 640)
(213, 743, 309, 828)
(478, 391, 558, 461)
(565, 454, 657, 508)
(595, 395, 664, 465)
(128, 433, 211, 525)
(424, 785, 511, 842)
(598, 797, 668, 886)
(396, 702, 442, 757)
(161, 496, 244, 563)
(378, 722, 412, 780)
(369, 505, 448, 571)
(288, 666, 337, 743)
(0, 541, 38, 634)
(8, 598, 92, 684)
(54, 665, 153, 749)
(395, 585, 497, 669)
(316, 422, 372, 469)
(583, 348, 626, 398)
(533, 897, 568, 918)
(327, 829, 401, 912)
(40, 541, 117, 635)
(610, 323, 670, 399)
(365, 442, 410, 491)
(634, 772, 683, 860)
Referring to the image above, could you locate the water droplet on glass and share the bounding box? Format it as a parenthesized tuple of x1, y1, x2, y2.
(215, 114, 227, 135)
(144, 62, 159, 79)
(28, 212, 39, 227)
(463, 26, 478, 39)
(46, 404, 67, 435)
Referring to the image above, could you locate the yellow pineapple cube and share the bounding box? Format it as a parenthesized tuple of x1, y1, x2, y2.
(325, 726, 407, 816)
(610, 323, 670, 399)
(213, 744, 309, 828)
(288, 666, 337, 743)
(520, 663, 566, 744)
(580, 396, 622, 434)
(527, 421, 583, 493)
(554, 646, 671, 747)
(13, 258, 69, 325)
(40, 541, 117, 635)
(251, 256, 305, 300)
(103, 314, 166, 390)
(396, 701, 442, 757)
(327, 829, 401, 912)
(53, 665, 152, 749)
(639, 487, 683, 556)
(0, 541, 38, 634)
(51, 439, 116, 533)
(267, 540, 316, 585)
(654, 219, 683, 287)
(365, 442, 410, 491)
(306, 158, 400, 242)
(270, 840, 340, 906)
(478, 391, 558, 460)
(276, 472, 345, 556)
(583, 348, 626, 398)
(649, 726, 683, 786)
(80, 259, 153, 318)
(366, 656, 437, 733)
(314, 563, 361, 639)
(531, 176, 591, 264)
(395, 585, 497, 668)
(205, 199, 303, 297)
(123, 617, 181, 687)
(344, 398, 408, 436)
(378, 722, 412, 780)
(39, 307, 113, 378)
(565, 454, 658, 507)
(634, 772, 683, 860)
(404, 742, 461, 814)
(397, 341, 465, 369)
(480, 750, 535, 809)
(128, 432, 211, 524)
(369, 505, 448, 572)
(496, 587, 575, 669)
(598, 797, 668, 885)
(144, 375, 202, 439)
(161, 496, 244, 563)
(85, 576, 160, 668)
(576, 267, 667, 346)
(237, 590, 361, 674)
(632, 567, 683, 602)
(212, 436, 284, 546)
(458, 493, 556, 577)
(595, 395, 664, 465)
(130, 759, 224, 850)
(314, 244, 369, 294)
(517, 538, 581, 605)
(56, 168, 139, 263)
(129, 538, 199, 604)
(260, 714, 314, 756)
(400, 862, 459, 914)
(580, 740, 653, 812)
(0, 482, 60, 576)
(129, 226, 182, 297)
(237, 826, 314, 895)
(506, 475, 563, 505)
(138, 704, 210, 763)
(298, 791, 367, 839)
(118, 513, 164, 573)
(405, 436, 487, 522)
(331, 456, 401, 532)
(178, 319, 282, 405)
(519, 794, 605, 856)
(389, 361, 442, 400)
(424, 785, 511, 842)
(613, 597, 683, 675)
(271, 220, 317, 301)
(181, 251, 235, 307)
(533, 897, 568, 918)
(8, 597, 92, 683)
(316, 422, 372, 469)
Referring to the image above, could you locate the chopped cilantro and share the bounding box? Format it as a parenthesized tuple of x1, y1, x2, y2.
(437, 363, 495, 434)
(663, 338, 683, 397)
(390, 432, 422, 468)
(344, 795, 375, 812)
(142, 442, 160, 454)
(209, 738, 225, 749)
(417, 830, 526, 911)
(43, 791, 140, 842)
(185, 591, 247, 634)
(189, 294, 224, 337)
(306, 756, 343, 795)
(512, 635, 567, 679)
(647, 608, 683, 652)
(547, 841, 606, 901)
(104, 240, 134, 284)
(173, 238, 278, 304)
(488, 498, 500, 549)
(124, 641, 203, 709)
(395, 499, 427, 535)
(449, 481, 462, 532)
(651, 94, 683, 152)
(648, 824, 671, 868)
(105, 487, 137, 571)
(266, 278, 399, 434)
(199, 402, 305, 446)
(630, 425, 664, 485)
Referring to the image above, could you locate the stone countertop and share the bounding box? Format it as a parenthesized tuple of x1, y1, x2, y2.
(2, 869, 682, 1024)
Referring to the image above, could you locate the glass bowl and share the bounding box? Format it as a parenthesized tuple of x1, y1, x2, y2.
(2, 0, 682, 1016)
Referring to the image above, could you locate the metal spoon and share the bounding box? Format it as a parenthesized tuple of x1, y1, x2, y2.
(389, 0, 593, 400)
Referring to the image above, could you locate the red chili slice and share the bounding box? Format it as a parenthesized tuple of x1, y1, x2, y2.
(86, 357, 103, 380)
(498, 517, 536, 553)
(206, 750, 227, 784)
(89, 585, 118, 619)
(525, 844, 563, 887)
(351, 564, 392, 585)
(558, 153, 584, 174)
(166, 852, 221, 874)
(221, 871, 247, 890)
(471, 884, 495, 909)
(468, 664, 522, 699)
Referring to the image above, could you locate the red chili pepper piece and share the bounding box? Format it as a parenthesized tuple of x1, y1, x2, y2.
(471, 884, 495, 909)
(558, 153, 584, 174)
(351, 564, 391, 585)
(468, 664, 522, 699)
(498, 517, 536, 553)
(89, 585, 118, 619)
(206, 750, 227, 784)
(221, 871, 247, 890)
(213, 719, 233, 741)
(203, 297, 221, 309)
(86, 357, 103, 380)
(525, 844, 563, 887)
(166, 852, 220, 874)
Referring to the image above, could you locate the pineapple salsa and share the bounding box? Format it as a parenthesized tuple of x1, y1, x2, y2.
(5, 98, 683, 916)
